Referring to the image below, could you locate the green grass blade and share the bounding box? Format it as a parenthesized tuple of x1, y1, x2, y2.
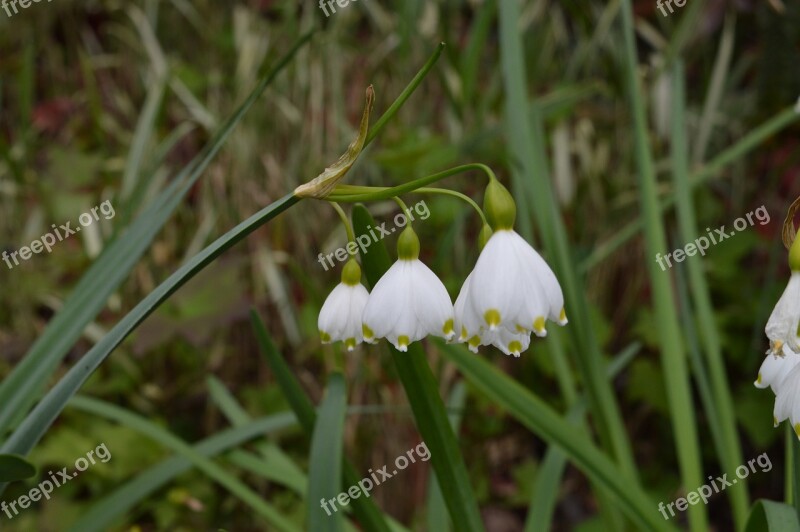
(251, 311, 396, 532)
(745, 500, 800, 532)
(0, 193, 299, 462)
(670, 60, 748, 527)
(308, 373, 347, 532)
(0, 31, 313, 437)
(0, 454, 36, 482)
(207, 376, 308, 494)
(425, 382, 467, 532)
(67, 396, 300, 532)
(437, 341, 673, 532)
(619, 2, 707, 529)
(498, 0, 638, 484)
(69, 411, 298, 532)
(352, 204, 484, 532)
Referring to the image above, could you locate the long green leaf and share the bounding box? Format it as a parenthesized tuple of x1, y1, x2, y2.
(0, 31, 313, 437)
(745, 500, 800, 532)
(670, 60, 748, 526)
(437, 341, 673, 532)
(70, 410, 298, 532)
(352, 204, 484, 532)
(1, 193, 299, 464)
(619, 2, 707, 530)
(67, 396, 300, 532)
(497, 0, 638, 487)
(251, 311, 396, 532)
(308, 373, 347, 532)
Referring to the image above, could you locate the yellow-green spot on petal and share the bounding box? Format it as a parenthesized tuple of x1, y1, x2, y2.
(362, 324, 374, 339)
(533, 317, 546, 334)
(756, 373, 762, 384)
(559, 308, 567, 322)
(460, 325, 468, 339)
(345, 338, 356, 350)
(774, 416, 779, 427)
(508, 341, 522, 354)
(320, 331, 331, 342)
(795, 423, 800, 438)
(484, 309, 501, 328)
(515, 324, 527, 333)
(443, 319, 454, 335)
(468, 335, 481, 348)
(398, 335, 410, 349)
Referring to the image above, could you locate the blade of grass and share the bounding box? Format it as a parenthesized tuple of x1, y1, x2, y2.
(308, 373, 347, 532)
(436, 341, 673, 532)
(67, 396, 300, 532)
(619, 2, 707, 530)
(251, 311, 398, 532)
(670, 60, 748, 527)
(69, 410, 298, 532)
(498, 0, 639, 487)
(352, 204, 484, 532)
(425, 382, 467, 532)
(1, 193, 299, 462)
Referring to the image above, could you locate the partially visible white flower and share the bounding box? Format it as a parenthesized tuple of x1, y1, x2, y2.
(755, 346, 800, 395)
(765, 272, 800, 355)
(466, 229, 565, 332)
(318, 259, 370, 351)
(453, 272, 531, 357)
(774, 360, 800, 433)
(362, 227, 454, 352)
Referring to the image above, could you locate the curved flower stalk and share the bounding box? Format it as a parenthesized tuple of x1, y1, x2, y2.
(318, 258, 370, 351)
(454, 178, 567, 357)
(757, 209, 800, 434)
(361, 224, 455, 351)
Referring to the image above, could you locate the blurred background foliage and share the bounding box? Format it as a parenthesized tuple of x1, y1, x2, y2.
(1, 0, 800, 530)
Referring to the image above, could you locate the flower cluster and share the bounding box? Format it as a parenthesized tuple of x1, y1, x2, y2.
(318, 179, 567, 357)
(755, 234, 800, 434)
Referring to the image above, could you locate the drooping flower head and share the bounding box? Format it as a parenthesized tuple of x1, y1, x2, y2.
(454, 179, 566, 357)
(362, 225, 455, 352)
(757, 227, 800, 435)
(318, 258, 370, 351)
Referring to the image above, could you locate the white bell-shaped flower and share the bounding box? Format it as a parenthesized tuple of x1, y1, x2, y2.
(362, 227, 455, 352)
(774, 360, 800, 433)
(755, 347, 800, 395)
(318, 259, 370, 351)
(765, 272, 800, 355)
(454, 272, 531, 357)
(466, 229, 566, 333)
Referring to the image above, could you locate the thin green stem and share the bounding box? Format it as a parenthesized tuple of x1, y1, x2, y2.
(329, 201, 356, 251)
(416, 187, 488, 226)
(328, 163, 497, 202)
(365, 42, 446, 146)
(392, 196, 412, 221)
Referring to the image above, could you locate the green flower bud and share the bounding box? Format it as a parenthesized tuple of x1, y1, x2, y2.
(483, 179, 516, 231)
(790, 234, 800, 272)
(397, 226, 420, 260)
(341, 258, 362, 285)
